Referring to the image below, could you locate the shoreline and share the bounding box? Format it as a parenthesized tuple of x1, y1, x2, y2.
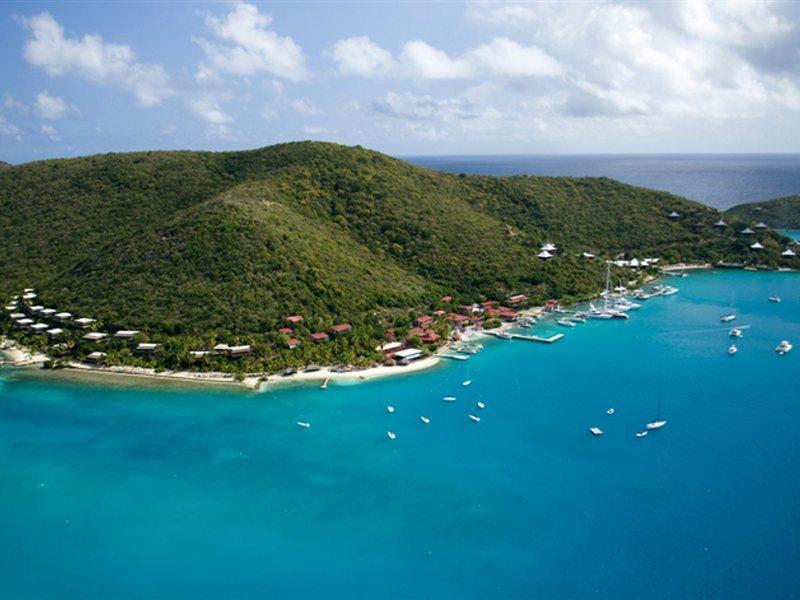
(1, 263, 785, 393)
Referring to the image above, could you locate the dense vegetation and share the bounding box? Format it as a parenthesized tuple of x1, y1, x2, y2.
(726, 195, 800, 229)
(0, 142, 794, 372)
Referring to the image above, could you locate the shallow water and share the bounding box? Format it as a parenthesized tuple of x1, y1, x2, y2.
(1, 270, 798, 598)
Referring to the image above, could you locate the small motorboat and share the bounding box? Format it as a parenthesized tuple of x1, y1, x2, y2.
(728, 344, 738, 355)
(420, 416, 431, 424)
(646, 420, 667, 430)
(443, 395, 457, 402)
(589, 426, 603, 436)
(729, 328, 743, 338)
(606, 408, 615, 415)
(296, 421, 311, 428)
(462, 379, 472, 387)
(610, 311, 629, 319)
(387, 431, 396, 440)
(497, 331, 513, 339)
(720, 313, 737, 323)
(556, 319, 575, 328)
(769, 295, 782, 303)
(468, 414, 481, 423)
(387, 405, 395, 413)
(477, 401, 485, 409)
(635, 431, 648, 438)
(776, 340, 793, 355)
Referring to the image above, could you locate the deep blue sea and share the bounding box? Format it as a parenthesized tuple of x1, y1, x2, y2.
(406, 155, 800, 210)
(1, 269, 798, 598)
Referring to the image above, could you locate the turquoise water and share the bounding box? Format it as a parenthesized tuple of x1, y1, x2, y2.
(781, 229, 800, 241)
(1, 270, 798, 598)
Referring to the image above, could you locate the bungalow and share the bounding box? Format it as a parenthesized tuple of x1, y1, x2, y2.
(448, 313, 470, 325)
(393, 347, 423, 362)
(46, 328, 64, 338)
(30, 323, 49, 333)
(408, 326, 425, 336)
(189, 350, 210, 357)
(668, 211, 680, 218)
(441, 295, 453, 303)
(22, 292, 36, 300)
(544, 299, 559, 312)
(457, 305, 474, 316)
(15, 318, 34, 327)
(4, 305, 17, 311)
(755, 222, 768, 229)
(331, 323, 352, 335)
(228, 345, 252, 357)
(83, 332, 108, 342)
(498, 308, 518, 321)
(541, 243, 557, 252)
(481, 300, 496, 309)
(741, 227, 755, 235)
(135, 343, 160, 354)
(714, 219, 727, 227)
(55, 312, 73, 322)
(278, 327, 293, 335)
(74, 318, 96, 329)
(381, 341, 404, 353)
(782, 248, 796, 257)
(420, 330, 439, 343)
(582, 252, 596, 259)
(23, 288, 34, 293)
(286, 338, 301, 350)
(29, 305, 44, 314)
(213, 343, 230, 354)
(114, 330, 140, 339)
(750, 242, 765, 250)
(416, 315, 434, 327)
(310, 332, 330, 343)
(40, 308, 56, 317)
(507, 294, 529, 306)
(286, 315, 303, 325)
(538, 250, 554, 259)
(10, 312, 25, 320)
(432, 309, 446, 317)
(85, 351, 107, 364)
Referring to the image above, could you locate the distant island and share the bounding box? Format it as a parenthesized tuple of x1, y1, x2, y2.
(0, 141, 795, 380)
(726, 195, 800, 229)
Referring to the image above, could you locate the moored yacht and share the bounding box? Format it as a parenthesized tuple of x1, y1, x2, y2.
(720, 313, 736, 323)
(387, 431, 397, 440)
(728, 344, 738, 355)
(776, 340, 793, 355)
(420, 416, 431, 424)
(296, 421, 311, 428)
(769, 295, 781, 303)
(468, 414, 481, 423)
(589, 426, 603, 436)
(556, 319, 575, 328)
(729, 328, 743, 338)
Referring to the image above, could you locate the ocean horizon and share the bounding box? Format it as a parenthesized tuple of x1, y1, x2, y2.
(405, 154, 800, 210)
(2, 268, 798, 598)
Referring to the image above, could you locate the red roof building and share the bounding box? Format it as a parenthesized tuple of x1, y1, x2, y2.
(449, 313, 470, 325)
(286, 315, 303, 325)
(310, 332, 330, 343)
(441, 295, 453, 303)
(432, 309, 446, 317)
(278, 327, 293, 335)
(416, 315, 434, 327)
(544, 299, 559, 312)
(286, 338, 300, 349)
(498, 309, 519, 321)
(507, 294, 529, 306)
(408, 326, 425, 336)
(420, 330, 439, 343)
(330, 323, 352, 335)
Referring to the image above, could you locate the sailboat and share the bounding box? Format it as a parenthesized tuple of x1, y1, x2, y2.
(462, 362, 472, 386)
(646, 398, 667, 430)
(720, 294, 737, 322)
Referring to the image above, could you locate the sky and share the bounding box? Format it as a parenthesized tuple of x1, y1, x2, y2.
(1, 0, 799, 163)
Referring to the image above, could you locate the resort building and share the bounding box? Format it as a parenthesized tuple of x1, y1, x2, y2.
(441, 295, 453, 303)
(30, 323, 49, 333)
(55, 312, 73, 322)
(135, 343, 160, 354)
(782, 249, 796, 257)
(750, 242, 765, 250)
(15, 318, 34, 327)
(582, 252, 596, 259)
(228, 345, 251, 357)
(22, 292, 37, 300)
(278, 327, 293, 335)
(83, 332, 108, 342)
(416, 315, 434, 327)
(741, 227, 755, 235)
(286, 315, 303, 325)
(381, 341, 404, 353)
(213, 344, 230, 354)
(74, 318, 96, 329)
(29, 305, 44, 314)
(331, 323, 352, 335)
(40, 308, 56, 317)
(755, 222, 768, 229)
(286, 338, 300, 350)
(85, 351, 107, 364)
(46, 328, 64, 338)
(668, 211, 680, 218)
(419, 330, 439, 344)
(541, 243, 557, 252)
(114, 330, 140, 339)
(10, 312, 25, 320)
(538, 250, 554, 259)
(310, 332, 329, 343)
(393, 347, 423, 362)
(507, 294, 529, 306)
(714, 219, 727, 227)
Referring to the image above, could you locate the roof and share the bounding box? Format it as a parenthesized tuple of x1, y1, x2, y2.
(136, 343, 160, 351)
(46, 328, 64, 335)
(286, 315, 303, 323)
(213, 343, 230, 351)
(331, 323, 352, 333)
(40, 308, 56, 315)
(114, 330, 140, 338)
(30, 323, 48, 331)
(715, 220, 727, 226)
(29, 305, 44, 312)
(381, 341, 403, 352)
(16, 318, 33, 325)
(229, 345, 251, 353)
(668, 211, 680, 217)
(310, 332, 329, 341)
(189, 351, 210, 357)
(582, 252, 596, 258)
(541, 243, 557, 251)
(538, 250, 553, 259)
(741, 227, 754, 234)
(750, 242, 764, 249)
(10, 312, 25, 319)
(74, 317, 96, 325)
(782, 249, 796, 256)
(55, 312, 72, 319)
(393, 347, 423, 359)
(755, 222, 768, 228)
(441, 295, 453, 302)
(287, 338, 300, 347)
(83, 332, 107, 341)
(86, 351, 106, 360)
(416, 315, 433, 324)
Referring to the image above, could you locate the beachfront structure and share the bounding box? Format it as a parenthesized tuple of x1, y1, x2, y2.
(714, 219, 727, 227)
(538, 250, 553, 259)
(755, 222, 768, 229)
(228, 345, 251, 357)
(668, 211, 680, 218)
(310, 332, 330, 343)
(393, 347, 423, 362)
(114, 330, 140, 339)
(782, 249, 796, 257)
(286, 315, 303, 325)
(55, 312, 73, 322)
(750, 242, 765, 250)
(83, 332, 108, 342)
(135, 343, 160, 354)
(85, 351, 107, 364)
(381, 341, 404, 353)
(331, 323, 352, 335)
(74, 318, 96, 329)
(46, 328, 64, 338)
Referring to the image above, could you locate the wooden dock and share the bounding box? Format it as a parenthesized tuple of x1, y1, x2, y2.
(484, 331, 564, 344)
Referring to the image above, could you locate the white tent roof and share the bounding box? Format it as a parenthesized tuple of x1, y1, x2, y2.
(715, 220, 727, 227)
(755, 222, 768, 228)
(782, 248, 796, 256)
(538, 250, 553, 259)
(541, 243, 557, 251)
(741, 228, 754, 234)
(750, 242, 764, 249)
(668, 211, 680, 218)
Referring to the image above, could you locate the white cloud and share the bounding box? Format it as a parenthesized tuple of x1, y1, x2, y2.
(196, 2, 308, 82)
(328, 35, 562, 79)
(288, 98, 322, 115)
(40, 123, 60, 141)
(4, 94, 27, 112)
(23, 12, 172, 107)
(189, 96, 233, 125)
(302, 125, 334, 135)
(0, 114, 23, 139)
(36, 91, 67, 119)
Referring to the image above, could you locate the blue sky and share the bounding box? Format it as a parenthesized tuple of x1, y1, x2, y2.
(1, 1, 799, 163)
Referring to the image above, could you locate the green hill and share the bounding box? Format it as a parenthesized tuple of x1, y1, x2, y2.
(726, 195, 800, 229)
(0, 142, 793, 372)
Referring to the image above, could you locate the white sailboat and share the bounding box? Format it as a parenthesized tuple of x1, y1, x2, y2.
(589, 426, 603, 436)
(443, 395, 456, 402)
(296, 421, 311, 428)
(776, 340, 793, 355)
(387, 431, 396, 440)
(646, 398, 667, 430)
(468, 414, 481, 423)
(420, 416, 431, 424)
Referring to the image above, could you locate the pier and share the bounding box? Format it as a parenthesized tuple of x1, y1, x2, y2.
(484, 331, 565, 343)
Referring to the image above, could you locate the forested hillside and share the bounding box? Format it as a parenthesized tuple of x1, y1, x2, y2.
(727, 195, 800, 228)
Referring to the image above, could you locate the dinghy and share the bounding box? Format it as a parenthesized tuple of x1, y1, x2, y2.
(387, 431, 396, 440)
(296, 421, 311, 428)
(589, 426, 603, 436)
(420, 416, 431, 424)
(468, 415, 481, 423)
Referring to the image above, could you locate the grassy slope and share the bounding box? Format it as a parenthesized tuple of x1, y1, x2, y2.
(726, 195, 800, 229)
